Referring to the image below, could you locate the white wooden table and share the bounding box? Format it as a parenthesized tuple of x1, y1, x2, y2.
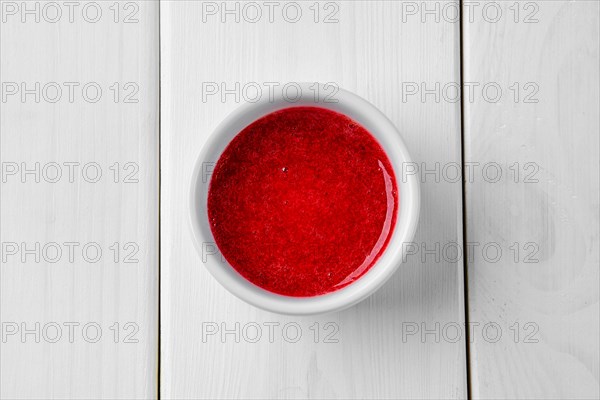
(1, 1, 598, 399)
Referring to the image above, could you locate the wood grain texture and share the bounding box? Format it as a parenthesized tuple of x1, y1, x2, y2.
(160, 1, 466, 399)
(463, 1, 600, 399)
(0, 1, 159, 398)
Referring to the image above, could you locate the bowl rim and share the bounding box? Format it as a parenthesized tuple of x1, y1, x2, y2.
(189, 83, 420, 315)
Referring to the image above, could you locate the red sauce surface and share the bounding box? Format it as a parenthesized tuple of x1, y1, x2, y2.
(208, 107, 398, 297)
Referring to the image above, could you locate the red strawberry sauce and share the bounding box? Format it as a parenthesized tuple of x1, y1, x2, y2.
(207, 107, 398, 297)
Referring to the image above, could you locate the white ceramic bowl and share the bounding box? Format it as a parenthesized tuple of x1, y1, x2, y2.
(190, 83, 420, 315)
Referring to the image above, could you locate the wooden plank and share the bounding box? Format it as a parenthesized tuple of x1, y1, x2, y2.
(463, 1, 600, 398)
(0, 1, 159, 398)
(160, 1, 466, 398)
